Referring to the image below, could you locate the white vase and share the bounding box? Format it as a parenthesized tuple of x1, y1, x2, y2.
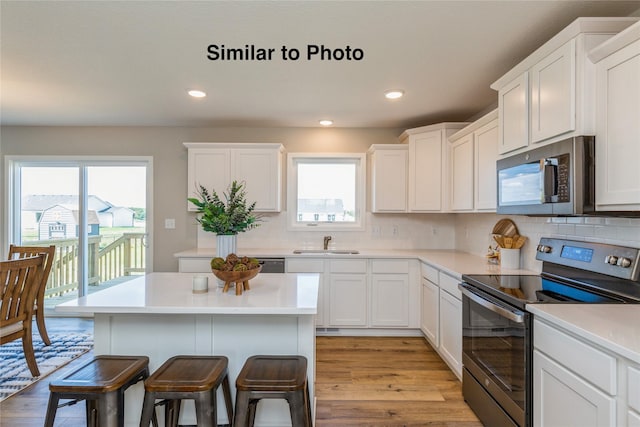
(216, 234, 237, 286)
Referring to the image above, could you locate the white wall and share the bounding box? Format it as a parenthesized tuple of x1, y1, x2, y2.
(455, 213, 640, 272)
(2, 125, 639, 273)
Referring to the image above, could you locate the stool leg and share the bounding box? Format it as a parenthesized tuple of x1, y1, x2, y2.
(221, 375, 234, 425)
(195, 390, 215, 427)
(139, 392, 156, 427)
(233, 391, 251, 427)
(43, 393, 59, 427)
(248, 400, 258, 427)
(304, 384, 312, 427)
(98, 391, 119, 427)
(287, 392, 307, 427)
(166, 400, 181, 427)
(87, 400, 98, 427)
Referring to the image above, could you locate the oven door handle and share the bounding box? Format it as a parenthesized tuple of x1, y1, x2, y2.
(458, 284, 525, 324)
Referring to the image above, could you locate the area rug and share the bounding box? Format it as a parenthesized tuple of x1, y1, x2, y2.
(0, 333, 93, 402)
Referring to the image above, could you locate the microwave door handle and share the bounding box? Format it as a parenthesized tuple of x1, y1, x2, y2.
(458, 284, 525, 323)
(541, 158, 559, 203)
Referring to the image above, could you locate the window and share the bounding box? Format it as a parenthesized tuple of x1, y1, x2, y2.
(4, 156, 152, 310)
(287, 153, 365, 230)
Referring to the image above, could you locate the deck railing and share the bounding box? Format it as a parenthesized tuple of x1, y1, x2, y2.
(23, 233, 146, 298)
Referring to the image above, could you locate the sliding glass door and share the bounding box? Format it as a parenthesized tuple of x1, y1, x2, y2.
(7, 158, 152, 310)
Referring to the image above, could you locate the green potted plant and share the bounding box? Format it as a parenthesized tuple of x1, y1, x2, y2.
(188, 180, 260, 258)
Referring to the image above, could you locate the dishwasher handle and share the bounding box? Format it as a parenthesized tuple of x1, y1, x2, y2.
(458, 283, 525, 324)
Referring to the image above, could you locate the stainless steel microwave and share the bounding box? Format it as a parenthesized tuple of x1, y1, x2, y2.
(496, 136, 595, 216)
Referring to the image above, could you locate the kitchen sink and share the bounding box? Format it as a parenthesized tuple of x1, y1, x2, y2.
(292, 249, 360, 254)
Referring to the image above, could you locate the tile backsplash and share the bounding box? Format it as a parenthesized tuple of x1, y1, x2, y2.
(455, 213, 640, 272)
(196, 209, 640, 274)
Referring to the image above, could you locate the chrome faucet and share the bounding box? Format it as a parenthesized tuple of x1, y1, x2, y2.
(323, 235, 332, 250)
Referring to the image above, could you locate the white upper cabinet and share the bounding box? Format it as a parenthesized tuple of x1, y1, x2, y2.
(589, 20, 640, 212)
(498, 73, 529, 154)
(400, 123, 468, 212)
(491, 18, 638, 155)
(450, 134, 474, 211)
(474, 117, 499, 211)
(448, 109, 499, 212)
(184, 142, 284, 212)
(368, 144, 408, 212)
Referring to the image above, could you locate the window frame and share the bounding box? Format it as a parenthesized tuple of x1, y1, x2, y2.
(2, 155, 154, 274)
(286, 152, 366, 231)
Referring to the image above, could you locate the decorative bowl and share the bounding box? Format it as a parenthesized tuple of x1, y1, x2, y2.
(211, 265, 262, 294)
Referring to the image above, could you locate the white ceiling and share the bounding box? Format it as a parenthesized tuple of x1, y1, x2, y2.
(2, 1, 639, 129)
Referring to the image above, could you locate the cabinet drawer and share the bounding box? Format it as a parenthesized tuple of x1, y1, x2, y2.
(421, 263, 438, 283)
(371, 259, 409, 274)
(286, 258, 324, 273)
(534, 320, 616, 394)
(330, 259, 367, 273)
(439, 272, 461, 299)
(629, 366, 640, 413)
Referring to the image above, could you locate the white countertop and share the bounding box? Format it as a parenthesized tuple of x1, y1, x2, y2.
(528, 304, 640, 364)
(55, 272, 319, 315)
(174, 248, 536, 278)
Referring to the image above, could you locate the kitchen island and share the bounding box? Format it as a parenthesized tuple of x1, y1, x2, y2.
(56, 272, 319, 427)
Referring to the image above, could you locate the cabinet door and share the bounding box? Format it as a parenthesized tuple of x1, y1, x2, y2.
(439, 290, 462, 379)
(370, 149, 408, 212)
(450, 134, 474, 211)
(530, 40, 576, 143)
(187, 149, 230, 211)
(534, 350, 616, 427)
(474, 119, 499, 211)
(408, 130, 443, 211)
(421, 277, 439, 347)
(232, 149, 281, 212)
(327, 274, 367, 327)
(498, 73, 529, 154)
(595, 38, 640, 211)
(371, 274, 409, 327)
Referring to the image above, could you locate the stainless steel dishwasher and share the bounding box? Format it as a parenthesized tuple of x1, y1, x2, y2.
(255, 258, 285, 273)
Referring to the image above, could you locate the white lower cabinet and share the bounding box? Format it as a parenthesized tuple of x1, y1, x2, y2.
(371, 273, 409, 327)
(419, 262, 462, 379)
(534, 350, 615, 427)
(534, 318, 640, 427)
(328, 273, 368, 327)
(439, 288, 462, 378)
(420, 276, 439, 346)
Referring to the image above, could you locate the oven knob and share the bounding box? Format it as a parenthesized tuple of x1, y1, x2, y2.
(605, 255, 618, 265)
(617, 257, 632, 268)
(537, 245, 552, 253)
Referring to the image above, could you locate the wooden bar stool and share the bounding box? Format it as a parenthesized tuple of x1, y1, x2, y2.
(140, 355, 233, 427)
(234, 355, 311, 427)
(44, 355, 151, 427)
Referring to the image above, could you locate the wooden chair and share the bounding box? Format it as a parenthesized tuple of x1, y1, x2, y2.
(8, 244, 56, 345)
(0, 255, 45, 377)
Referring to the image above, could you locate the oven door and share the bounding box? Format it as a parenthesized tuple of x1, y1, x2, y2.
(459, 283, 532, 427)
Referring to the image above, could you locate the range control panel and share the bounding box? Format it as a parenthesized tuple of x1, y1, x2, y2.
(536, 238, 640, 281)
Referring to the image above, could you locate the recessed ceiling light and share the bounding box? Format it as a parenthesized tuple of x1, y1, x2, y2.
(385, 90, 404, 100)
(319, 120, 333, 126)
(188, 89, 207, 98)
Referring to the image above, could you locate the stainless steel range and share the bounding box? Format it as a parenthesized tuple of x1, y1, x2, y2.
(458, 238, 640, 427)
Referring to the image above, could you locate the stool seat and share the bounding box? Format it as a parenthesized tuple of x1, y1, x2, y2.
(145, 356, 228, 393)
(140, 355, 233, 427)
(236, 355, 308, 392)
(234, 355, 311, 427)
(45, 355, 151, 427)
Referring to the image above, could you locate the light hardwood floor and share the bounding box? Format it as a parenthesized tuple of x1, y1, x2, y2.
(0, 319, 481, 426)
